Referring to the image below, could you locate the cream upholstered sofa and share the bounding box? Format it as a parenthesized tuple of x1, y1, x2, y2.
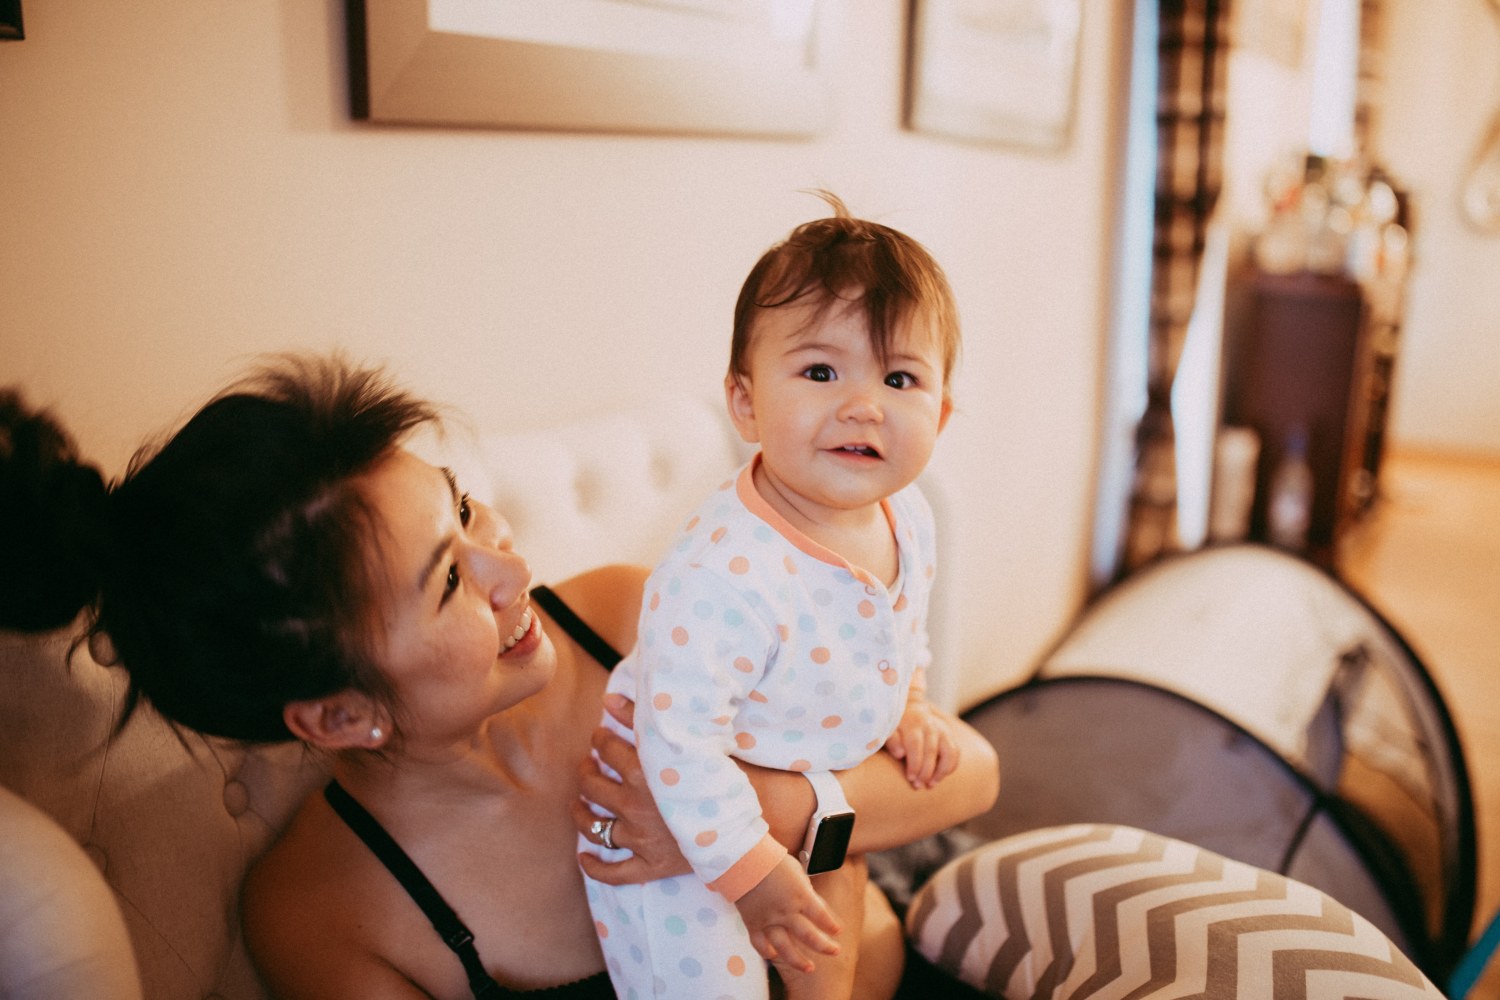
(0, 396, 763, 1000)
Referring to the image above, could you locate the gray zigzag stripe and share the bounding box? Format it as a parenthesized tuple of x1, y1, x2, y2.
(987, 825, 1433, 1000)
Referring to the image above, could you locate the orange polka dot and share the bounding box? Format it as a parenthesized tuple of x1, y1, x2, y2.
(735, 732, 757, 749)
(789, 759, 811, 772)
(748, 690, 769, 703)
(867, 738, 883, 751)
(595, 921, 609, 939)
(783, 556, 798, 574)
(777, 624, 790, 641)
(926, 564, 935, 578)
(728, 955, 747, 976)
(660, 768, 680, 786)
(729, 555, 750, 574)
(711, 526, 727, 542)
(881, 668, 899, 685)
(822, 716, 842, 729)
(653, 693, 672, 711)
(713, 715, 731, 726)
(734, 656, 755, 673)
(650, 592, 661, 610)
(686, 516, 700, 531)
(696, 830, 718, 847)
(894, 594, 908, 612)
(671, 626, 690, 646)
(810, 647, 830, 664)
(858, 600, 876, 619)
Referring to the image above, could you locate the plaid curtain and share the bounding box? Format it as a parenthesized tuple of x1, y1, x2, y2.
(1119, 0, 1231, 576)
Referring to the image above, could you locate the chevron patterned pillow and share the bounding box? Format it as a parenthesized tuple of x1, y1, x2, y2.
(906, 823, 1445, 999)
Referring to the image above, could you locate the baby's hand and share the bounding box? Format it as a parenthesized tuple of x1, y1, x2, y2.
(884, 697, 960, 788)
(733, 855, 841, 974)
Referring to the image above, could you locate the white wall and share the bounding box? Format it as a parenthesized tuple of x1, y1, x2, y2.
(0, 2, 1130, 709)
(1375, 0, 1500, 457)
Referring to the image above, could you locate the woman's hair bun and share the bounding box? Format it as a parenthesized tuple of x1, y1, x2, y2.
(0, 390, 111, 632)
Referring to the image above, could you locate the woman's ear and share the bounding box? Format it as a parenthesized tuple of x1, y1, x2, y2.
(283, 691, 388, 751)
(724, 374, 760, 445)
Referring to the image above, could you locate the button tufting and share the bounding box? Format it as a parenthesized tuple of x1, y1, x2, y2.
(222, 780, 249, 817)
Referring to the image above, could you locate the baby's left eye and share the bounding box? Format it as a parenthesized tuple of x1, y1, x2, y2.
(459, 492, 473, 527)
(885, 372, 916, 389)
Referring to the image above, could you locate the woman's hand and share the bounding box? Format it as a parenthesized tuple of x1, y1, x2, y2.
(573, 695, 693, 884)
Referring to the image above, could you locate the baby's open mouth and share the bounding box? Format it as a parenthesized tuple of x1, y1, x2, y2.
(836, 445, 881, 458)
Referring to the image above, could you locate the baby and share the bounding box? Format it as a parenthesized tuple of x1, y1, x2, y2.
(583, 192, 963, 999)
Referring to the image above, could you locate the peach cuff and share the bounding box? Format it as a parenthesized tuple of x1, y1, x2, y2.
(706, 834, 788, 902)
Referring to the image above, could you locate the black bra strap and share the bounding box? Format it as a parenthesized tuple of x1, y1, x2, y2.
(324, 781, 506, 999)
(530, 585, 622, 669)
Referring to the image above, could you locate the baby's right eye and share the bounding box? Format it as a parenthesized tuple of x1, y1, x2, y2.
(444, 563, 461, 599)
(803, 365, 835, 382)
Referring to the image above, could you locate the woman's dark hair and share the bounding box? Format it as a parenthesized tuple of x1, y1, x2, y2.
(1, 355, 438, 742)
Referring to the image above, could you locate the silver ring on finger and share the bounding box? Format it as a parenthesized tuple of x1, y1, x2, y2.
(591, 816, 617, 851)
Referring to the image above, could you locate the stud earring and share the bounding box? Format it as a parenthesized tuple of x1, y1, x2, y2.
(370, 726, 384, 742)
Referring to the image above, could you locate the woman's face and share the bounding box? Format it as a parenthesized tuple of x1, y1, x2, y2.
(357, 449, 554, 745)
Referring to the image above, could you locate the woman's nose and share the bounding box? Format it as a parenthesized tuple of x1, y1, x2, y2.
(466, 502, 530, 606)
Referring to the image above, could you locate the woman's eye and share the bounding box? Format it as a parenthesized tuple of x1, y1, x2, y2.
(803, 364, 835, 382)
(885, 372, 916, 389)
(459, 492, 473, 528)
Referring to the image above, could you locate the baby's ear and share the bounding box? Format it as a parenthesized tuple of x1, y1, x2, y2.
(938, 397, 954, 433)
(283, 691, 387, 751)
(724, 375, 760, 445)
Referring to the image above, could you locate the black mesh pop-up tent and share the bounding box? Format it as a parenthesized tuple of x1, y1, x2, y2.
(958, 544, 1478, 988)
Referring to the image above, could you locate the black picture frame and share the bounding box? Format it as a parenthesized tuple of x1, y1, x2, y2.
(0, 0, 23, 41)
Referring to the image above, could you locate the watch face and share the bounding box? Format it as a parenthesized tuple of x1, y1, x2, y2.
(803, 811, 856, 875)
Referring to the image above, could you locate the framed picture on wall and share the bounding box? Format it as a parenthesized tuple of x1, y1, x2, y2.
(347, 0, 827, 137)
(904, 0, 1082, 151)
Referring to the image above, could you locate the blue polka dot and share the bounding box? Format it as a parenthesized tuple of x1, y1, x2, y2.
(690, 696, 712, 714)
(839, 624, 857, 640)
(698, 799, 720, 818)
(830, 743, 849, 759)
(723, 608, 744, 627)
(695, 906, 719, 928)
(786, 705, 806, 720)
(798, 614, 817, 633)
(849, 684, 867, 700)
(629, 945, 644, 963)
(665, 915, 688, 936)
(679, 956, 703, 977)
(815, 681, 836, 696)
(668, 578, 683, 595)
(755, 524, 775, 543)
(783, 730, 804, 743)
(860, 709, 876, 724)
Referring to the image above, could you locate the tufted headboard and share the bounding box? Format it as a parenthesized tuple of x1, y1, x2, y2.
(0, 393, 960, 998)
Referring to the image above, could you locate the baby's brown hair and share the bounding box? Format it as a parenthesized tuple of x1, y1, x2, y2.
(729, 192, 960, 393)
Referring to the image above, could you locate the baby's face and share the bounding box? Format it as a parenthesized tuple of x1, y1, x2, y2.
(726, 297, 951, 520)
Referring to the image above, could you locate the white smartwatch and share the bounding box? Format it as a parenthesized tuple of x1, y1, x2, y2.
(798, 770, 856, 875)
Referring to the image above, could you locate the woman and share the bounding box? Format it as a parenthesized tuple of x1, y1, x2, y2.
(0, 356, 999, 998)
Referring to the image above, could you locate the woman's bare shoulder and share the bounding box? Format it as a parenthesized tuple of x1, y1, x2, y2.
(241, 794, 429, 997)
(544, 564, 649, 654)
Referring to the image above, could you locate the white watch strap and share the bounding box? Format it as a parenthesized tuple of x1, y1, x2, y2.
(802, 769, 851, 819)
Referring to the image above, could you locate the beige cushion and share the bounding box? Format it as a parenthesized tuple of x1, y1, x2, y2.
(0, 784, 142, 999)
(0, 629, 327, 1000)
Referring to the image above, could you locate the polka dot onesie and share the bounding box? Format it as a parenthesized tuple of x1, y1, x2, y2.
(580, 456, 937, 999)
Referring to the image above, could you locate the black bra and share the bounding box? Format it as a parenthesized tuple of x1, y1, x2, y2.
(323, 584, 620, 999)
